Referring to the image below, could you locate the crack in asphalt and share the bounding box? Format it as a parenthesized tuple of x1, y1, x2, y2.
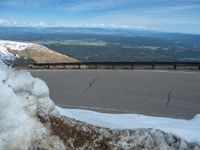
(82, 75, 101, 94)
(166, 89, 172, 112)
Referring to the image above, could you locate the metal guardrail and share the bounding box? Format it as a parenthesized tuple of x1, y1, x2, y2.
(32, 61, 200, 70)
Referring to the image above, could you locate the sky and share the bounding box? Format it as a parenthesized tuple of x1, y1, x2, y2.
(0, 0, 200, 34)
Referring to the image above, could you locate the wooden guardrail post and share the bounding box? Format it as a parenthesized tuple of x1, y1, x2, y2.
(174, 65, 177, 69)
(131, 64, 134, 70)
(112, 63, 115, 69)
(152, 63, 155, 69)
(95, 64, 98, 69)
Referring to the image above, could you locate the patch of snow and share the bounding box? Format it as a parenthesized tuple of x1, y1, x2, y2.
(57, 107, 200, 143)
(0, 40, 33, 61)
(0, 40, 32, 51)
(0, 61, 64, 150)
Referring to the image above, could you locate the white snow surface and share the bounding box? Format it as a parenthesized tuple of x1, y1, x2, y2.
(0, 61, 64, 150)
(0, 40, 32, 60)
(57, 106, 200, 143)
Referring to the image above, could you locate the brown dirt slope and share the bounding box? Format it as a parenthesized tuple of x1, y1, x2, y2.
(10, 44, 78, 63)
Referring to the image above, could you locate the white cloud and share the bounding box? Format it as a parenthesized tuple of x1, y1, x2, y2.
(52, 23, 151, 30)
(0, 19, 9, 25)
(0, 19, 50, 27)
(0, 19, 153, 30)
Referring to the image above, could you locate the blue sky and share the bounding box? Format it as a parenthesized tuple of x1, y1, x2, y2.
(0, 0, 200, 34)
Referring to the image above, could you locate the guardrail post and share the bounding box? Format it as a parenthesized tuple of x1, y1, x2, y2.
(131, 64, 134, 70)
(47, 64, 50, 69)
(198, 65, 200, 70)
(152, 63, 155, 69)
(95, 64, 97, 69)
(63, 64, 65, 69)
(174, 65, 177, 69)
(78, 64, 81, 69)
(112, 63, 115, 69)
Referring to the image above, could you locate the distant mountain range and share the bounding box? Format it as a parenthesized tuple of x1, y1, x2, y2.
(0, 27, 200, 62)
(0, 26, 200, 36)
(0, 26, 200, 48)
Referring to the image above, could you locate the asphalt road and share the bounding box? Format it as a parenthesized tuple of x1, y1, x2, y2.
(31, 70, 200, 119)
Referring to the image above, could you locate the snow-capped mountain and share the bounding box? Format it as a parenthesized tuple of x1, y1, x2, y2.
(0, 40, 77, 66)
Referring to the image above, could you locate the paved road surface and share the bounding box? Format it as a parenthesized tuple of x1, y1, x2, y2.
(31, 70, 200, 119)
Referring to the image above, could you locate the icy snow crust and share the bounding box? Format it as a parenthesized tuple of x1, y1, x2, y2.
(57, 107, 200, 143)
(0, 61, 65, 150)
(0, 40, 32, 60)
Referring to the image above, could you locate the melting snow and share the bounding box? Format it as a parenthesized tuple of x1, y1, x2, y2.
(0, 61, 64, 150)
(0, 40, 32, 60)
(0, 40, 32, 51)
(57, 107, 200, 143)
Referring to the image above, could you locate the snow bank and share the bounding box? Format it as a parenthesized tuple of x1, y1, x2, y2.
(0, 40, 32, 60)
(57, 107, 200, 143)
(0, 61, 65, 150)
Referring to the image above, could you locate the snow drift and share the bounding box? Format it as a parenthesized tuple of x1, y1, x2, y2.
(0, 60, 199, 149)
(57, 107, 200, 143)
(0, 61, 65, 149)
